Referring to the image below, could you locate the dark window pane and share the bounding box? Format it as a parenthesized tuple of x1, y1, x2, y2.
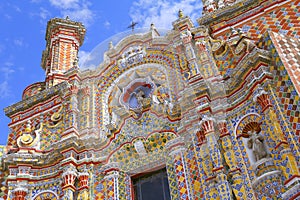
(163, 176, 171, 199)
(133, 168, 171, 200)
(141, 178, 164, 200)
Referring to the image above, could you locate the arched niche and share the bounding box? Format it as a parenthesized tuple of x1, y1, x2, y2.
(101, 63, 177, 132)
(235, 113, 269, 164)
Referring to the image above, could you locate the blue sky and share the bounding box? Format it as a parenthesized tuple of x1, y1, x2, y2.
(0, 0, 203, 145)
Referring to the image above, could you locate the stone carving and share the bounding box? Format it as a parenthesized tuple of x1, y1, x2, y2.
(218, 0, 225, 8)
(203, 0, 217, 13)
(118, 46, 146, 68)
(247, 131, 269, 162)
(152, 94, 161, 104)
(17, 120, 42, 150)
(134, 89, 146, 107)
(134, 140, 147, 157)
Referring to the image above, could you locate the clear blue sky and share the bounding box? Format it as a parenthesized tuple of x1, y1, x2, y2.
(0, 0, 202, 145)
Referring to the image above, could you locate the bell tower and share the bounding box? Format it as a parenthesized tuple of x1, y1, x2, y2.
(41, 17, 86, 87)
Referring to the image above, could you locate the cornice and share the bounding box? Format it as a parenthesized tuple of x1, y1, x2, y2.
(4, 82, 68, 118)
(197, 0, 265, 26)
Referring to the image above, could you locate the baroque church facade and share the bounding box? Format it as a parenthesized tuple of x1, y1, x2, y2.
(1, 0, 300, 199)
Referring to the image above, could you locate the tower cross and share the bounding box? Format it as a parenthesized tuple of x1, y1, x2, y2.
(128, 21, 138, 32)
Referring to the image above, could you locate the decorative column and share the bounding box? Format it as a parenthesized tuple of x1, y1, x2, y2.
(62, 84, 79, 139)
(12, 186, 28, 200)
(200, 117, 231, 200)
(82, 86, 90, 130)
(99, 162, 131, 200)
(193, 27, 221, 80)
(61, 165, 77, 200)
(77, 171, 89, 199)
(165, 137, 191, 200)
(172, 10, 199, 78)
(218, 120, 247, 199)
(254, 88, 300, 198)
(197, 139, 214, 199)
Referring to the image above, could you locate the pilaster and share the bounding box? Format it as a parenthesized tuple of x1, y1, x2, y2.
(165, 137, 191, 200)
(99, 162, 131, 200)
(199, 117, 231, 200)
(62, 83, 79, 139)
(218, 120, 247, 199)
(172, 11, 199, 77)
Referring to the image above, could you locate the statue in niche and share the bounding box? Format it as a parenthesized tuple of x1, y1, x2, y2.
(134, 89, 146, 107)
(247, 131, 269, 162)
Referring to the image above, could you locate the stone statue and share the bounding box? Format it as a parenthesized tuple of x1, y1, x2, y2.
(247, 131, 269, 162)
(134, 89, 145, 107)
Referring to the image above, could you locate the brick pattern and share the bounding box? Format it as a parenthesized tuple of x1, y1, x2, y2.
(215, 46, 240, 77)
(94, 174, 106, 200)
(242, 1, 300, 40)
(217, 0, 300, 42)
(265, 32, 300, 145)
(270, 31, 300, 95)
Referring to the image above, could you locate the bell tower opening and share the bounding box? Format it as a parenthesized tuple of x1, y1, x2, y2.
(132, 168, 171, 200)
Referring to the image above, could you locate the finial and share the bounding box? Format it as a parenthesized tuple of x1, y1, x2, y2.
(108, 41, 113, 50)
(150, 23, 155, 30)
(178, 9, 184, 18)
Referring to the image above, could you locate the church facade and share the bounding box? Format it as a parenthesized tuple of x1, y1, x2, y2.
(1, 0, 300, 199)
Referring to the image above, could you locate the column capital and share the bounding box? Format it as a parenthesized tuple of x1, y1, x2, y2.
(200, 116, 216, 134)
(78, 171, 89, 190)
(69, 84, 79, 95)
(62, 166, 77, 190)
(13, 186, 28, 200)
(217, 120, 230, 137)
(253, 88, 272, 112)
(196, 130, 206, 145)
